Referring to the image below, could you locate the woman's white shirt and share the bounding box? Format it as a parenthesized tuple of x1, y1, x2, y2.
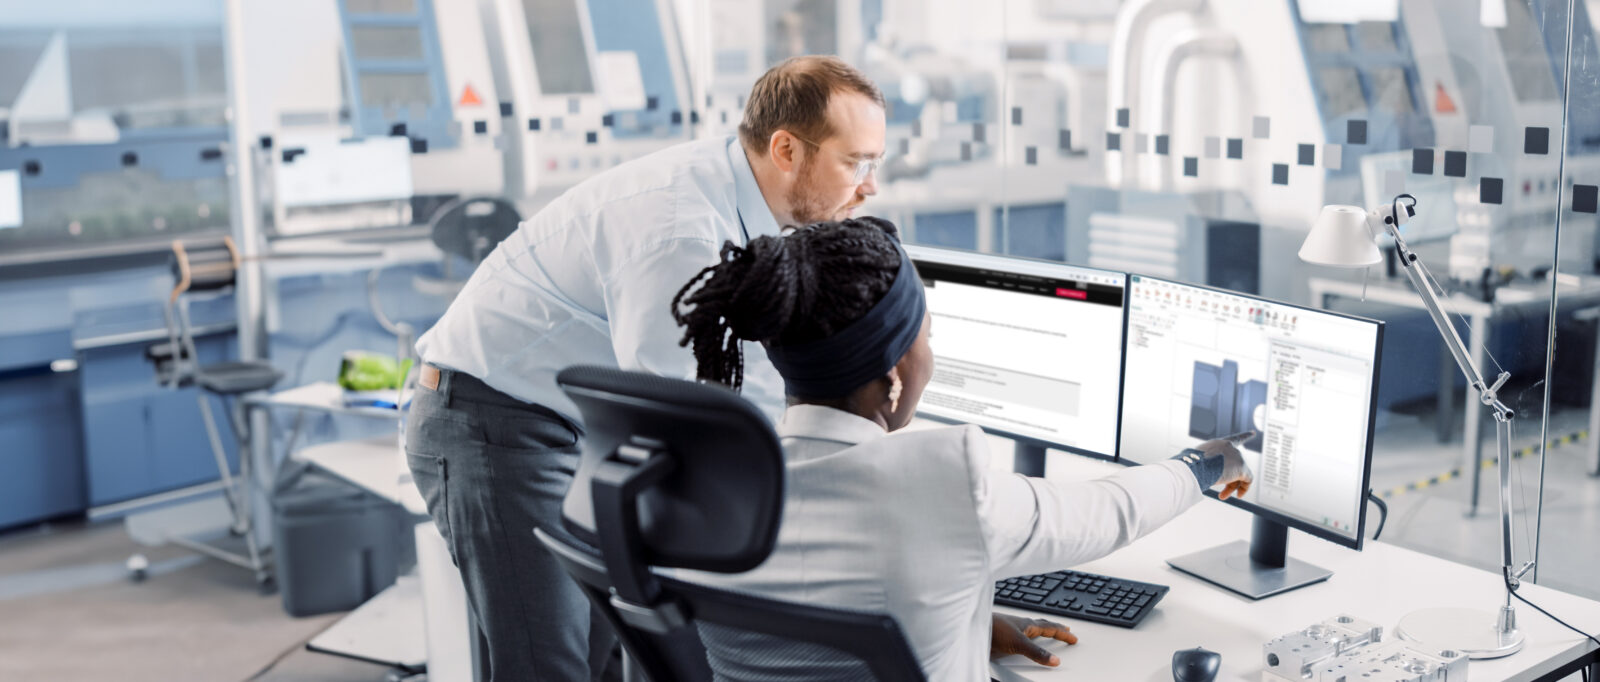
(688, 404, 1205, 681)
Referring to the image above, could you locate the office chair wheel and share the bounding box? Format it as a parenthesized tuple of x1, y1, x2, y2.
(126, 554, 149, 582)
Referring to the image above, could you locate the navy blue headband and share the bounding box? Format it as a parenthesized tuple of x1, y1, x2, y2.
(763, 240, 926, 400)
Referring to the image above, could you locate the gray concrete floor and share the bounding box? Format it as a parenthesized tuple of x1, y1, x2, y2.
(0, 520, 392, 682)
(1, 406, 1595, 681)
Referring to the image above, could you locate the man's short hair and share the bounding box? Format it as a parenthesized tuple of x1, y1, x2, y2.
(738, 56, 885, 156)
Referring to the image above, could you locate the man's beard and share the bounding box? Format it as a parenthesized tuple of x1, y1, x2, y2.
(786, 158, 848, 225)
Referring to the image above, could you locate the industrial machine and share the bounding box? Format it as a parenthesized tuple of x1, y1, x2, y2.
(487, 0, 695, 199)
(265, 0, 506, 237)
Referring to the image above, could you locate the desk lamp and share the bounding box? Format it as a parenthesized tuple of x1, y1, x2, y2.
(1299, 195, 1527, 659)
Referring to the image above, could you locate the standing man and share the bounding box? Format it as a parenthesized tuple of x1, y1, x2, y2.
(405, 56, 887, 680)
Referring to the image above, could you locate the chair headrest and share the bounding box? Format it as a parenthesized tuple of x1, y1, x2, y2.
(557, 366, 783, 574)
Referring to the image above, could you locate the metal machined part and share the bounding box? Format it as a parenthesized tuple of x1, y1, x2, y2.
(1265, 615, 1469, 682)
(1309, 640, 1468, 682)
(1264, 614, 1384, 680)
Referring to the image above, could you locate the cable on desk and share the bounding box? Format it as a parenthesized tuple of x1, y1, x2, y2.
(1366, 490, 1388, 540)
(1506, 574, 1600, 656)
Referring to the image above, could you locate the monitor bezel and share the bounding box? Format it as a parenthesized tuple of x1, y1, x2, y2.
(906, 244, 1129, 464)
(1118, 274, 1384, 552)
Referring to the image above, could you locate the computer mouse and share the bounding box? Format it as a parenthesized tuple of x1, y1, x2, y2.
(1172, 646, 1221, 682)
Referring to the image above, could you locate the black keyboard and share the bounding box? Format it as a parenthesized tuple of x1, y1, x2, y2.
(994, 570, 1169, 628)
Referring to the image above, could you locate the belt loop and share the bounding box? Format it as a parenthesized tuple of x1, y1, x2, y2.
(437, 366, 453, 408)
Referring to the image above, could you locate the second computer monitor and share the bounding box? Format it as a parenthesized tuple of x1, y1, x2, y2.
(906, 245, 1127, 460)
(1118, 275, 1383, 550)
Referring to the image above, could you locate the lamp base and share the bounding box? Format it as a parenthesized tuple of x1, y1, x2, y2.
(1396, 607, 1525, 659)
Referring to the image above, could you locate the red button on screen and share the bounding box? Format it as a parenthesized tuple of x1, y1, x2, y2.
(1055, 288, 1087, 299)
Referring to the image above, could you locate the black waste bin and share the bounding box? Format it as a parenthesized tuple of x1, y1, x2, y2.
(272, 459, 414, 617)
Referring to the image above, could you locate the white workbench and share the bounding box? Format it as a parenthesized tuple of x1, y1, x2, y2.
(989, 452, 1600, 682)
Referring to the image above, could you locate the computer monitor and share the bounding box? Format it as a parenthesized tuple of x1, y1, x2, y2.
(906, 245, 1128, 472)
(1118, 275, 1383, 599)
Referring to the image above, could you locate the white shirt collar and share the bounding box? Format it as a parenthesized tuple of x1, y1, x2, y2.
(726, 137, 782, 241)
(776, 404, 888, 448)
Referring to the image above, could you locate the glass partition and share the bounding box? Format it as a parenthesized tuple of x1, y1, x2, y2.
(693, 0, 1591, 601)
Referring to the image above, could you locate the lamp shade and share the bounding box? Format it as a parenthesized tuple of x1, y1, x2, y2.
(1299, 204, 1382, 267)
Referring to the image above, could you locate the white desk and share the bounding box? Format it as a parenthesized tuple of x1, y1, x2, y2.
(990, 454, 1600, 682)
(257, 388, 468, 679)
(245, 381, 410, 421)
(307, 575, 428, 673)
(294, 434, 424, 515)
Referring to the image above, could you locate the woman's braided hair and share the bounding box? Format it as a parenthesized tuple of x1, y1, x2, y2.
(672, 216, 904, 394)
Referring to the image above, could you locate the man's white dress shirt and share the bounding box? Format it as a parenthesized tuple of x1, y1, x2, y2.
(415, 136, 787, 423)
(692, 405, 1205, 681)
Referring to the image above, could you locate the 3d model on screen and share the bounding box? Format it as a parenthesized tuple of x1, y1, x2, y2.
(1189, 359, 1266, 453)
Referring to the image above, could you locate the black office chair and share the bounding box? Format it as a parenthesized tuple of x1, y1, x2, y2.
(428, 196, 521, 273)
(369, 196, 523, 360)
(145, 235, 283, 584)
(535, 365, 927, 681)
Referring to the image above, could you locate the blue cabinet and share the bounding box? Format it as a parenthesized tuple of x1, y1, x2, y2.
(78, 333, 240, 506)
(0, 367, 86, 529)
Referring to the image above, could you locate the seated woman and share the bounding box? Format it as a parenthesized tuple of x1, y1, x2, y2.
(671, 217, 1250, 681)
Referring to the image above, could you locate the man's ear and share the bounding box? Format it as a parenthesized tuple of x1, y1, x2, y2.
(770, 131, 800, 173)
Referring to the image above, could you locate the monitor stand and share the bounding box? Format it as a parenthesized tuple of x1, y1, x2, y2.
(1013, 442, 1046, 477)
(1166, 516, 1332, 600)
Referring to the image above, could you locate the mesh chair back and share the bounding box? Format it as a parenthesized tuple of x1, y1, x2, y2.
(547, 366, 927, 682)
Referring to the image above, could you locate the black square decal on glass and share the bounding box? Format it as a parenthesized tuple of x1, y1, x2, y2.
(498, 102, 512, 117)
(1183, 157, 1198, 177)
(1116, 108, 1129, 128)
(1155, 135, 1169, 155)
(1575, 184, 1599, 213)
(1525, 127, 1550, 154)
(1412, 148, 1434, 174)
(960, 141, 973, 161)
(602, 114, 615, 128)
(973, 123, 986, 143)
(1347, 119, 1367, 145)
(473, 120, 488, 134)
(1107, 132, 1121, 151)
(410, 138, 428, 154)
(23, 160, 40, 175)
(646, 96, 659, 111)
(1226, 138, 1243, 159)
(690, 111, 700, 124)
(1272, 163, 1289, 185)
(669, 111, 681, 125)
(1011, 107, 1023, 125)
(121, 151, 138, 167)
(899, 139, 910, 155)
(911, 119, 922, 138)
(1298, 144, 1314, 166)
(720, 111, 729, 124)
(1025, 146, 1038, 165)
(1059, 129, 1071, 150)
(585, 131, 598, 144)
(1444, 151, 1467, 177)
(1480, 177, 1504, 204)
